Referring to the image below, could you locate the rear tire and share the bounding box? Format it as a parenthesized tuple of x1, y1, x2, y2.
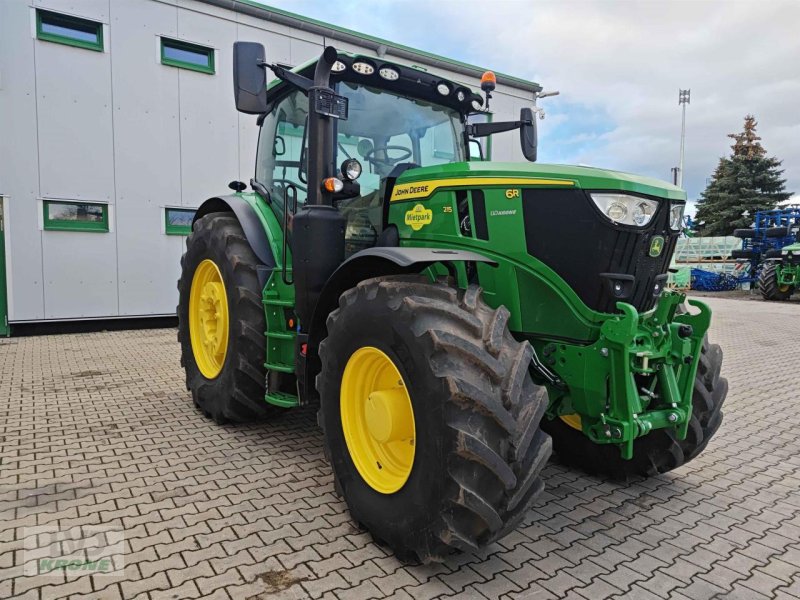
(317, 276, 551, 562)
(733, 228, 756, 239)
(541, 336, 727, 479)
(758, 262, 793, 301)
(765, 226, 789, 238)
(178, 213, 275, 424)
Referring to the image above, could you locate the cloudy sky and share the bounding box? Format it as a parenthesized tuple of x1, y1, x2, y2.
(262, 0, 799, 209)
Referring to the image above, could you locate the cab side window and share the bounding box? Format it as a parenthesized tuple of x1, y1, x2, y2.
(255, 91, 309, 207)
(419, 120, 459, 165)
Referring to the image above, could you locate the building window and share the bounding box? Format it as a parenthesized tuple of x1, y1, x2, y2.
(165, 208, 195, 235)
(43, 201, 109, 232)
(36, 9, 104, 52)
(161, 38, 215, 74)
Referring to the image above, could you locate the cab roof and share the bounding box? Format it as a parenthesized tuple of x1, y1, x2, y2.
(267, 51, 485, 116)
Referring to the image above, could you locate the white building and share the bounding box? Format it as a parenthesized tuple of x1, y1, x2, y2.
(0, 0, 541, 333)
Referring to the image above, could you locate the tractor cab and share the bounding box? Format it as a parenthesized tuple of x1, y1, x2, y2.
(256, 61, 469, 256)
(242, 49, 537, 257)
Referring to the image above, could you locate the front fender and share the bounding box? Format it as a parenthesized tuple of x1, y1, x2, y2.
(302, 246, 497, 402)
(193, 195, 276, 268)
(313, 247, 497, 334)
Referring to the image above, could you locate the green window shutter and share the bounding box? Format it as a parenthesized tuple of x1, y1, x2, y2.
(165, 208, 196, 235)
(36, 9, 104, 52)
(160, 38, 215, 74)
(43, 201, 109, 232)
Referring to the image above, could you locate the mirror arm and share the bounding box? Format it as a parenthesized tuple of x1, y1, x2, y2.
(270, 64, 314, 93)
(466, 119, 529, 138)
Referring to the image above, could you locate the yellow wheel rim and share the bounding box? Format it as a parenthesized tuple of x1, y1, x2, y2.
(779, 284, 790, 293)
(341, 347, 416, 494)
(560, 413, 582, 431)
(189, 259, 229, 379)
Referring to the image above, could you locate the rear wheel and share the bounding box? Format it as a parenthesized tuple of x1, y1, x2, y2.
(178, 213, 275, 424)
(541, 336, 727, 479)
(317, 276, 552, 562)
(758, 262, 793, 301)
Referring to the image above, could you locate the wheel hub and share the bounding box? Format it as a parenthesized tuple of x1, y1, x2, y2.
(189, 259, 229, 379)
(199, 281, 225, 354)
(365, 389, 414, 443)
(341, 347, 416, 494)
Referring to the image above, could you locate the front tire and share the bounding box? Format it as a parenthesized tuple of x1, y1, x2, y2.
(542, 337, 727, 479)
(317, 276, 551, 562)
(758, 262, 793, 301)
(177, 213, 275, 424)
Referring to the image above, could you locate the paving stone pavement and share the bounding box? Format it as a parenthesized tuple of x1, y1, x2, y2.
(1, 295, 799, 600)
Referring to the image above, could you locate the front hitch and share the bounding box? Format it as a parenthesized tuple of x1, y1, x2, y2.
(542, 291, 711, 459)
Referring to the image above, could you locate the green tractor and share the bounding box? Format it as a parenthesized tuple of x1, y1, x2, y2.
(177, 43, 728, 562)
(759, 236, 800, 300)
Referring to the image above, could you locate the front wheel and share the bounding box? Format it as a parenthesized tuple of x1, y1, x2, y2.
(317, 276, 551, 562)
(758, 262, 793, 301)
(177, 213, 276, 424)
(542, 337, 727, 479)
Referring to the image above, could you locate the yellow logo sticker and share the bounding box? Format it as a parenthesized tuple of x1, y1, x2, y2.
(404, 204, 433, 231)
(389, 177, 575, 202)
(649, 236, 665, 257)
(392, 182, 433, 202)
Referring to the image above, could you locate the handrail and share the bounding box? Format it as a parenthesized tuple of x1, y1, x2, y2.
(281, 184, 297, 285)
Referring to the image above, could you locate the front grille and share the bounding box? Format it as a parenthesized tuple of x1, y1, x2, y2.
(522, 189, 678, 313)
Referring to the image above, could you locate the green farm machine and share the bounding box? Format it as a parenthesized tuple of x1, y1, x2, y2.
(177, 43, 728, 561)
(759, 237, 800, 300)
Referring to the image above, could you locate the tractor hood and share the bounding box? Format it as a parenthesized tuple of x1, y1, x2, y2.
(394, 161, 687, 202)
(782, 242, 800, 253)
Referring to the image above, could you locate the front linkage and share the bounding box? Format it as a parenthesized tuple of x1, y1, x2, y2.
(541, 291, 711, 459)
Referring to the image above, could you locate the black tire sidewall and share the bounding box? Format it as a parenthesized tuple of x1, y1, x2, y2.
(319, 297, 450, 550)
(178, 215, 265, 419)
(759, 263, 791, 300)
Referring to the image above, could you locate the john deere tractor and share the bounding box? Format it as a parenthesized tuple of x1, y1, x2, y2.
(177, 43, 728, 562)
(759, 233, 800, 300)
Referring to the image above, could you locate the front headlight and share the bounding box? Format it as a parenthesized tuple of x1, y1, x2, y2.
(590, 193, 659, 227)
(669, 203, 685, 231)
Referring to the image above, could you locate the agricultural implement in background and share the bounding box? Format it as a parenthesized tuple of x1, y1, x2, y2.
(732, 205, 800, 296)
(733, 205, 800, 263)
(176, 42, 728, 562)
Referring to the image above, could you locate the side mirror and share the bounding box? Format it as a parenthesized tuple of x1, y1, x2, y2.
(519, 107, 537, 162)
(233, 41, 268, 114)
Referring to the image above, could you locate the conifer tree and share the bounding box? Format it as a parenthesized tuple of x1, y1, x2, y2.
(693, 115, 791, 235)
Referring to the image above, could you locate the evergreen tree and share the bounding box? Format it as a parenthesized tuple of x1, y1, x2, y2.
(693, 115, 792, 235)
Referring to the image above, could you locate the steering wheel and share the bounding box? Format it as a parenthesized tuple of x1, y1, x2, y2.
(362, 145, 413, 167)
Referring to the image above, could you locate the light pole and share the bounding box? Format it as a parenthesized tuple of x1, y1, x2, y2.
(677, 89, 690, 188)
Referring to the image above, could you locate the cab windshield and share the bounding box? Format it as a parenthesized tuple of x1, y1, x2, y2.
(335, 81, 465, 197)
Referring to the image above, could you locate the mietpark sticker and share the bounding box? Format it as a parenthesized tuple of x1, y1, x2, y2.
(404, 204, 433, 231)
